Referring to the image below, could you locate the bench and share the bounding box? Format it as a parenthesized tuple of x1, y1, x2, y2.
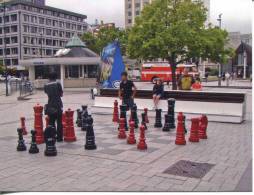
(93, 89, 247, 124)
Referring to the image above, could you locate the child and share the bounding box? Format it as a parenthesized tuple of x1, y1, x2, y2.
(192, 78, 202, 91)
(152, 79, 164, 109)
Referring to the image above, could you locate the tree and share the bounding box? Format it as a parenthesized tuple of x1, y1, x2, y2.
(82, 27, 129, 55)
(127, 0, 232, 89)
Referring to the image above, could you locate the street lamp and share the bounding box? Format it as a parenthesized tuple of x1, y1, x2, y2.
(217, 13, 223, 87)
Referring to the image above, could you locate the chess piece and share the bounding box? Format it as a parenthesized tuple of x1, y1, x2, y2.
(20, 117, 28, 135)
(17, 128, 27, 151)
(64, 109, 77, 142)
(29, 130, 39, 154)
(189, 118, 200, 143)
(175, 113, 186, 145)
(183, 115, 188, 134)
(62, 112, 67, 137)
(168, 99, 176, 129)
(120, 105, 128, 131)
(76, 109, 82, 128)
(162, 114, 170, 132)
(118, 118, 127, 139)
(81, 112, 89, 132)
(199, 115, 208, 139)
(127, 121, 136, 144)
(154, 109, 163, 128)
(44, 125, 57, 156)
(141, 113, 147, 130)
(85, 116, 97, 150)
(131, 104, 139, 128)
(112, 100, 119, 123)
(144, 108, 149, 123)
(45, 116, 49, 128)
(137, 125, 147, 150)
(33, 104, 44, 144)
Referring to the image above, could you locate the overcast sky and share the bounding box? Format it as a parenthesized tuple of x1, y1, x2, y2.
(47, 0, 252, 34)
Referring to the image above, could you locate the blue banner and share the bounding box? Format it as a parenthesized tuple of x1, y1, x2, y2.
(99, 41, 125, 88)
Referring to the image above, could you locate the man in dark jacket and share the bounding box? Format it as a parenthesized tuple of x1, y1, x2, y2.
(44, 72, 63, 142)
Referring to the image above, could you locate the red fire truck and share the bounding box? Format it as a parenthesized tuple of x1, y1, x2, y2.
(141, 62, 199, 82)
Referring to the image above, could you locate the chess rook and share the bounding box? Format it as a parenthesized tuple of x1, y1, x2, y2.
(162, 114, 170, 132)
(199, 115, 208, 139)
(44, 125, 57, 156)
(154, 109, 163, 128)
(144, 108, 149, 123)
(112, 100, 119, 123)
(20, 117, 28, 135)
(118, 118, 127, 139)
(175, 113, 186, 145)
(127, 121, 136, 145)
(137, 125, 147, 150)
(17, 128, 27, 151)
(33, 104, 44, 144)
(64, 109, 77, 142)
(189, 118, 200, 143)
(85, 116, 97, 150)
(29, 130, 39, 154)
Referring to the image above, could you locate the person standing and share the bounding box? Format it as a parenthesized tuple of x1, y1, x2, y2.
(44, 72, 63, 142)
(178, 68, 195, 90)
(119, 72, 137, 110)
(152, 79, 164, 109)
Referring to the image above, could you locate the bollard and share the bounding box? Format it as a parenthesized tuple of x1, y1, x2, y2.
(33, 104, 44, 144)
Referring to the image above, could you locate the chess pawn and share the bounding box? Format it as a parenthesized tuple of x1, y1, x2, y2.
(141, 113, 148, 130)
(127, 121, 136, 145)
(162, 114, 170, 132)
(137, 125, 147, 150)
(17, 128, 27, 152)
(154, 109, 163, 128)
(118, 118, 127, 139)
(44, 125, 57, 156)
(29, 130, 39, 154)
(85, 116, 97, 150)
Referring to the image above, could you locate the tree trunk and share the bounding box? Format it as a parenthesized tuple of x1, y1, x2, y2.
(171, 63, 177, 90)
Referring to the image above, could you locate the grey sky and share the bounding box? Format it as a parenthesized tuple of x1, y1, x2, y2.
(47, 0, 252, 34)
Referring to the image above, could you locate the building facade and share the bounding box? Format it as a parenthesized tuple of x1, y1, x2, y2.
(0, 0, 88, 68)
(125, 0, 210, 28)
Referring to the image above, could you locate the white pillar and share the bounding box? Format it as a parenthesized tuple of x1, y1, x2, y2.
(243, 52, 247, 79)
(28, 66, 35, 81)
(60, 64, 65, 88)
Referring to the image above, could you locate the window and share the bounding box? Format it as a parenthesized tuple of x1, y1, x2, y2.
(135, 11, 140, 16)
(11, 26, 18, 33)
(46, 18, 52, 26)
(46, 29, 51, 36)
(11, 48, 18, 55)
(11, 37, 18, 44)
(88, 65, 98, 78)
(39, 17, 44, 24)
(128, 19, 132, 24)
(128, 12, 132, 16)
(23, 14, 29, 22)
(68, 66, 79, 78)
(11, 14, 17, 22)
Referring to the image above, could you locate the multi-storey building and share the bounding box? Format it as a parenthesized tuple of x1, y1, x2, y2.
(125, 0, 210, 28)
(0, 0, 88, 67)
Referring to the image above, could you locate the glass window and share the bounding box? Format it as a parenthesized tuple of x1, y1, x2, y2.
(88, 65, 98, 78)
(68, 65, 79, 78)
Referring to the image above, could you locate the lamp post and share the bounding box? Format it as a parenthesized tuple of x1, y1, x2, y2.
(243, 51, 247, 80)
(40, 33, 43, 58)
(217, 13, 223, 87)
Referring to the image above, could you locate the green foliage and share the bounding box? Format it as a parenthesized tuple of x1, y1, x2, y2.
(82, 27, 129, 55)
(0, 59, 4, 74)
(127, 0, 232, 89)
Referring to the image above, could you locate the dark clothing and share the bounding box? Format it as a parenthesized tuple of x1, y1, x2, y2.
(49, 112, 63, 140)
(120, 80, 135, 99)
(44, 81, 63, 141)
(123, 98, 134, 110)
(44, 81, 63, 112)
(153, 84, 164, 96)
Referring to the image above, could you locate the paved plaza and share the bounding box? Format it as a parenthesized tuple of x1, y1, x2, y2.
(0, 83, 252, 192)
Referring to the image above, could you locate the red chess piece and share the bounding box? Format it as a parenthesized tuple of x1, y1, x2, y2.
(20, 117, 28, 135)
(33, 104, 44, 144)
(144, 108, 149, 123)
(64, 109, 77, 142)
(137, 125, 147, 150)
(127, 121, 136, 144)
(45, 116, 49, 127)
(189, 118, 200, 142)
(113, 100, 119, 123)
(118, 118, 127, 139)
(62, 112, 67, 138)
(175, 112, 186, 145)
(199, 115, 208, 139)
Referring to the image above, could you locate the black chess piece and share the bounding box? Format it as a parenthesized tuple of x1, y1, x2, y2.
(162, 114, 171, 132)
(141, 113, 147, 130)
(120, 104, 128, 131)
(131, 104, 139, 128)
(76, 109, 82, 128)
(82, 105, 88, 114)
(81, 112, 89, 131)
(183, 115, 188, 134)
(44, 125, 57, 157)
(85, 116, 97, 150)
(17, 128, 27, 152)
(29, 130, 39, 154)
(154, 109, 163, 128)
(167, 99, 176, 129)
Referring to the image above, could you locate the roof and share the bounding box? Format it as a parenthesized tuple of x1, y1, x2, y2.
(1, 0, 87, 19)
(236, 42, 252, 54)
(65, 34, 86, 48)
